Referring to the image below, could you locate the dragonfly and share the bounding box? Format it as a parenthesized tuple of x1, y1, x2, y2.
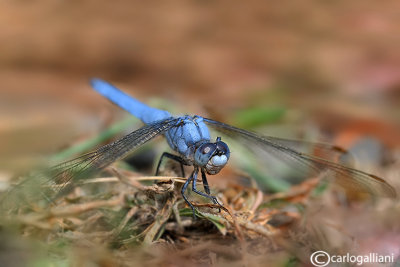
(46, 79, 396, 217)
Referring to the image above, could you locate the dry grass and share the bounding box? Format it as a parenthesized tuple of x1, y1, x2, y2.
(2, 158, 398, 267)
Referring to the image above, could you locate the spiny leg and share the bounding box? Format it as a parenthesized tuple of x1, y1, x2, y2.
(181, 169, 196, 218)
(155, 152, 185, 177)
(193, 167, 222, 208)
(200, 168, 211, 194)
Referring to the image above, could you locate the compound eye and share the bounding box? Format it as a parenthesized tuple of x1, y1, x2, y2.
(201, 143, 216, 155)
(216, 141, 229, 154)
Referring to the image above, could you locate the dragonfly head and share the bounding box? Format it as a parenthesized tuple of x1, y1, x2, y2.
(194, 137, 230, 175)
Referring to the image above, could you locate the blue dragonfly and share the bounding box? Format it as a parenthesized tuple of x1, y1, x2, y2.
(49, 79, 396, 217)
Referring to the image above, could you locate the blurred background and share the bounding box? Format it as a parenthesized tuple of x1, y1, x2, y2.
(0, 0, 399, 197)
(1, 0, 399, 176)
(1, 1, 400, 266)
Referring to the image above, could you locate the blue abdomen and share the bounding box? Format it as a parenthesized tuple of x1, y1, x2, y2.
(91, 79, 211, 157)
(91, 78, 171, 124)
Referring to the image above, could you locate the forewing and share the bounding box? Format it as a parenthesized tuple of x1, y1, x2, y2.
(204, 118, 396, 198)
(8, 117, 179, 206)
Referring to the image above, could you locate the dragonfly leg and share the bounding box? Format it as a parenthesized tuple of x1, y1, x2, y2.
(181, 169, 195, 218)
(155, 152, 186, 177)
(193, 168, 222, 210)
(200, 168, 211, 195)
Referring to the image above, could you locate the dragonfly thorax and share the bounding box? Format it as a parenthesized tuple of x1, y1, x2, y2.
(194, 137, 230, 175)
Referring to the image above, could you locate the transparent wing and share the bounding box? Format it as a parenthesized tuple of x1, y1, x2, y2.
(49, 117, 180, 194)
(204, 118, 396, 198)
(7, 118, 180, 206)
